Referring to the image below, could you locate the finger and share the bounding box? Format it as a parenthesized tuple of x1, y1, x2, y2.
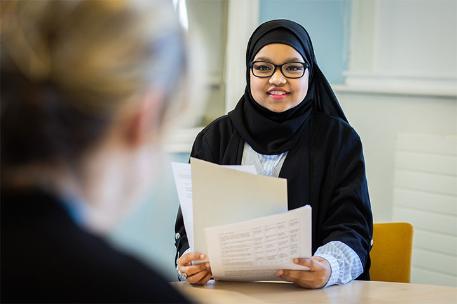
(279, 268, 329, 289)
(313, 256, 331, 268)
(199, 272, 213, 285)
(277, 270, 319, 289)
(179, 264, 208, 277)
(278, 269, 313, 282)
(179, 252, 207, 265)
(178, 252, 207, 266)
(187, 270, 210, 285)
(293, 258, 322, 271)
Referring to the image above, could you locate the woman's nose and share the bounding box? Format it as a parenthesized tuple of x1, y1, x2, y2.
(269, 68, 287, 85)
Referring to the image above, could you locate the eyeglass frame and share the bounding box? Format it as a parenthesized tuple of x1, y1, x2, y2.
(249, 60, 309, 79)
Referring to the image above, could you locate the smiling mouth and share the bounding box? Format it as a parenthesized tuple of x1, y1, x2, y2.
(267, 90, 289, 96)
(267, 91, 290, 99)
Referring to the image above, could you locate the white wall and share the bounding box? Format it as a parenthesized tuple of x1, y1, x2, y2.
(336, 92, 456, 222)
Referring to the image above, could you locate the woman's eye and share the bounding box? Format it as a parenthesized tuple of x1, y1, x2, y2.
(286, 65, 304, 72)
(255, 65, 271, 71)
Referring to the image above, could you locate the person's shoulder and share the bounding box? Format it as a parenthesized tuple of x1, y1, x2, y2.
(191, 115, 236, 161)
(192, 115, 235, 152)
(312, 111, 353, 132)
(49, 220, 188, 302)
(312, 111, 360, 141)
(66, 232, 189, 302)
(1, 192, 189, 303)
(197, 115, 233, 139)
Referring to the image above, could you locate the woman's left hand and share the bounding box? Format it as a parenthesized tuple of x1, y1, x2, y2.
(276, 256, 331, 289)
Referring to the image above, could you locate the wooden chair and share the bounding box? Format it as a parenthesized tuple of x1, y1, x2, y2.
(370, 222, 414, 283)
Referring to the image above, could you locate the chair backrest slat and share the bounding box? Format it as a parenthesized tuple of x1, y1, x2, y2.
(370, 222, 414, 283)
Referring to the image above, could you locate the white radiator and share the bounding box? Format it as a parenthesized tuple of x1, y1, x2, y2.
(392, 133, 457, 286)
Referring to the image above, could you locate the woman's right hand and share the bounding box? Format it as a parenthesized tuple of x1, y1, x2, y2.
(177, 252, 212, 285)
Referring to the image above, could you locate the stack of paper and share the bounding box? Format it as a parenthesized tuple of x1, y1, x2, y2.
(172, 158, 312, 281)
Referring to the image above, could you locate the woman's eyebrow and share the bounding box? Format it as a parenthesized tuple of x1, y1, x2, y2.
(254, 56, 304, 63)
(254, 56, 272, 61)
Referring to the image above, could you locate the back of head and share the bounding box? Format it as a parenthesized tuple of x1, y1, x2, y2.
(0, 4, 192, 301)
(0, 0, 187, 170)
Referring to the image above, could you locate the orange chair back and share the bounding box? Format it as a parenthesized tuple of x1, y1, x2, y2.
(370, 222, 414, 283)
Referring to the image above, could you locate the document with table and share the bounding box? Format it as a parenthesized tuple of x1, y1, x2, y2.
(172, 158, 312, 281)
(206, 206, 311, 281)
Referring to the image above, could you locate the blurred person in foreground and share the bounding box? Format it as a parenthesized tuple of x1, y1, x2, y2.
(1, 0, 192, 302)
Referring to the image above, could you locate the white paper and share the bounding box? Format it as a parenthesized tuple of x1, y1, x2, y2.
(171, 162, 257, 250)
(191, 158, 288, 253)
(171, 162, 194, 248)
(205, 206, 312, 281)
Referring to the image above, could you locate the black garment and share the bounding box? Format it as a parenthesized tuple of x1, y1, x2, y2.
(231, 19, 348, 155)
(1, 189, 189, 303)
(175, 111, 373, 280)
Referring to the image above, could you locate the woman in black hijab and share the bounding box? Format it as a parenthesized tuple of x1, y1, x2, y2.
(175, 19, 372, 289)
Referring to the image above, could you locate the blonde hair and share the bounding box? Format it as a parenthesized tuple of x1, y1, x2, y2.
(1, 0, 187, 164)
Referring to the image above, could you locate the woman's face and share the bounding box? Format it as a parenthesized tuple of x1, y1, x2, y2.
(250, 43, 309, 113)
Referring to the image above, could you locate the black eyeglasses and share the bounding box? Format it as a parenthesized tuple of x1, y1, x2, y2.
(250, 61, 308, 79)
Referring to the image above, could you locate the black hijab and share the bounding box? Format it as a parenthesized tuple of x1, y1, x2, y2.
(228, 19, 347, 155)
